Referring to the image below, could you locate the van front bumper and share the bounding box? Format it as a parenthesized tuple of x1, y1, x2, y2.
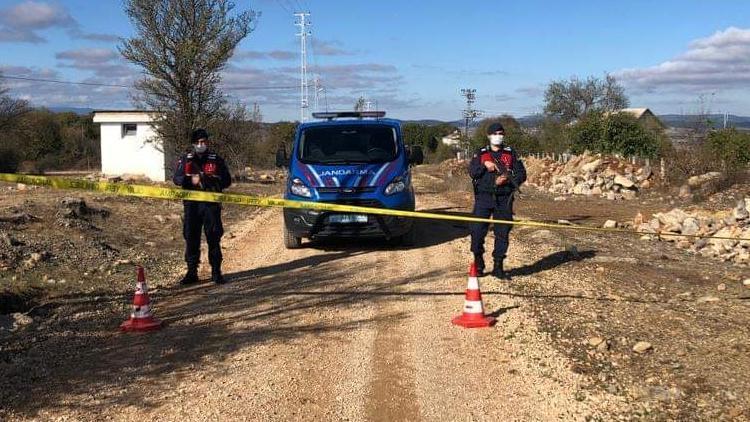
(283, 201, 414, 239)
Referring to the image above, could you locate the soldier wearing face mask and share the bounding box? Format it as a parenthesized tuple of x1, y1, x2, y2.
(173, 129, 232, 285)
(468, 122, 527, 279)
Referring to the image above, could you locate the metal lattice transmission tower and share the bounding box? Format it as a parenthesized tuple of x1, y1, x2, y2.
(460, 88, 482, 154)
(295, 12, 311, 122)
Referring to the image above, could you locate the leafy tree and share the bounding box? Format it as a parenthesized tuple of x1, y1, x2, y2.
(18, 109, 63, 161)
(567, 112, 606, 154)
(544, 74, 629, 123)
(567, 112, 660, 157)
(0, 71, 30, 133)
(402, 122, 456, 153)
(120, 0, 257, 170)
(536, 117, 570, 154)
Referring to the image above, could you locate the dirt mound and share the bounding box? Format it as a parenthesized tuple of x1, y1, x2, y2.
(438, 158, 469, 178)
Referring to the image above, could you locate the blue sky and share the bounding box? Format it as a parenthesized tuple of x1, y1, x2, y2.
(1, 0, 749, 121)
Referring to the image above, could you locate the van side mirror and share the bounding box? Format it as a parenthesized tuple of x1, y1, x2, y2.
(408, 145, 424, 165)
(275, 145, 290, 168)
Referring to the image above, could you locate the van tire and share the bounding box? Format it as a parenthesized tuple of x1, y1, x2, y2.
(283, 223, 302, 249)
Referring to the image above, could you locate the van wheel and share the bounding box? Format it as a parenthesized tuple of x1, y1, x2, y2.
(283, 223, 302, 249)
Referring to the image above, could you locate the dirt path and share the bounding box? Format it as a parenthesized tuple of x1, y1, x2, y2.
(1, 173, 625, 421)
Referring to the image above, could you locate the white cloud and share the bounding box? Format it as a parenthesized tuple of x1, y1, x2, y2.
(616, 27, 750, 93)
(0, 1, 118, 43)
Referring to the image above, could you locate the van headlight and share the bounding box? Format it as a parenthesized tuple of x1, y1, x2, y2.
(290, 178, 312, 198)
(385, 177, 406, 195)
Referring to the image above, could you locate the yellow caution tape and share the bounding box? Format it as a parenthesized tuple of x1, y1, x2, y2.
(1, 173, 748, 242)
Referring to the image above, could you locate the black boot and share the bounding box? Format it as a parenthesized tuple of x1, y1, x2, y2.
(491, 260, 511, 280)
(211, 267, 226, 284)
(179, 267, 199, 285)
(474, 254, 485, 275)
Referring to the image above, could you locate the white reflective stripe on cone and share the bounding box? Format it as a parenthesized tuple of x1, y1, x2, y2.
(463, 300, 484, 314)
(131, 305, 153, 319)
(467, 276, 479, 290)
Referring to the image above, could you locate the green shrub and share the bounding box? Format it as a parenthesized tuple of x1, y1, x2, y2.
(428, 141, 458, 163)
(568, 112, 661, 158)
(705, 128, 750, 171)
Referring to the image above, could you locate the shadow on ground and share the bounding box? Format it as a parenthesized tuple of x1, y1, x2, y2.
(310, 207, 471, 252)
(0, 247, 443, 418)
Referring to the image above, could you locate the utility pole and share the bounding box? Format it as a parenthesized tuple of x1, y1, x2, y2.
(295, 12, 310, 122)
(460, 88, 481, 157)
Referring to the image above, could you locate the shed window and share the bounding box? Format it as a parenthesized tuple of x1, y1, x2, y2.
(122, 123, 137, 137)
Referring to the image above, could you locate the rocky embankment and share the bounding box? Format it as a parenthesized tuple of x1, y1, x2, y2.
(525, 153, 655, 200)
(634, 199, 750, 266)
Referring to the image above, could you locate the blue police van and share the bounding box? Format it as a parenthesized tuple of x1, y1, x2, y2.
(275, 111, 423, 248)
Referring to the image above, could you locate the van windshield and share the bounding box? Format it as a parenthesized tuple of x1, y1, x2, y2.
(299, 125, 398, 164)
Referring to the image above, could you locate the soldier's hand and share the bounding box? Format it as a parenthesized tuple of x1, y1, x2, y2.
(483, 161, 497, 172)
(495, 175, 508, 186)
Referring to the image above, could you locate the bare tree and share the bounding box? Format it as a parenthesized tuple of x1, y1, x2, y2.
(0, 72, 30, 132)
(119, 0, 257, 169)
(543, 74, 629, 123)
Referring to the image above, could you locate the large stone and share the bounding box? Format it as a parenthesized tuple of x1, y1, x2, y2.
(656, 209, 690, 227)
(687, 171, 722, 188)
(581, 159, 602, 173)
(633, 341, 652, 354)
(709, 227, 738, 251)
(603, 220, 618, 229)
(621, 190, 638, 200)
(614, 175, 636, 188)
(682, 218, 700, 236)
(733, 200, 749, 220)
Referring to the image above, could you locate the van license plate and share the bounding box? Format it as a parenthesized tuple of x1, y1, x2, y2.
(329, 214, 368, 224)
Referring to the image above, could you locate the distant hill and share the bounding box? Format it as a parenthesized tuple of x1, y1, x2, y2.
(658, 114, 750, 129)
(47, 107, 94, 115)
(411, 114, 750, 130)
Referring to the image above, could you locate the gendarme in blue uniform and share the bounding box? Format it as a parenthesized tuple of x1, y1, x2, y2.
(468, 144, 527, 274)
(173, 149, 232, 282)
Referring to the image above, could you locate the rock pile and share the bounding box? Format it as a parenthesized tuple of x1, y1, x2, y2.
(634, 198, 750, 266)
(438, 158, 470, 178)
(525, 153, 655, 200)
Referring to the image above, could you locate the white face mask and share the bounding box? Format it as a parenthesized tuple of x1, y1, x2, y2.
(194, 144, 208, 154)
(489, 134, 504, 146)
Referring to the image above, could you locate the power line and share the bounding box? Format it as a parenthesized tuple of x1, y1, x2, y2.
(274, 0, 292, 14)
(0, 75, 130, 88)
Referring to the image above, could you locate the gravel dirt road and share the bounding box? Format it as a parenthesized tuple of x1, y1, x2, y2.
(2, 170, 748, 421)
(0, 173, 615, 421)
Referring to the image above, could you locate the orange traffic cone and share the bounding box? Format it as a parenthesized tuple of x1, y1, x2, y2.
(120, 266, 162, 332)
(451, 262, 496, 328)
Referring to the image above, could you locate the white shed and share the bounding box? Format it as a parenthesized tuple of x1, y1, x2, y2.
(92, 110, 165, 182)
